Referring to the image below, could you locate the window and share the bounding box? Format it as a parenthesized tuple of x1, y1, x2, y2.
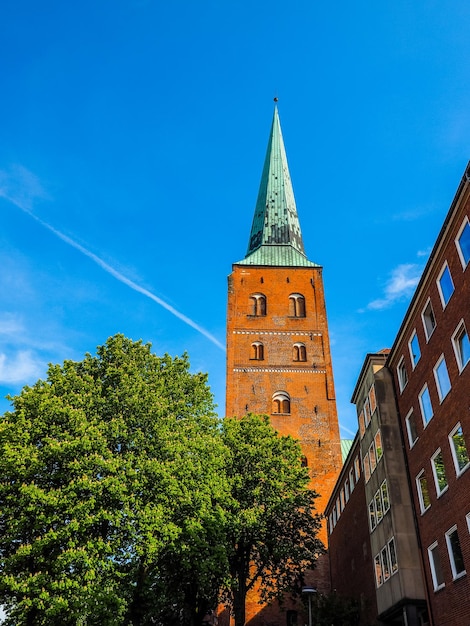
(293, 342, 307, 362)
(452, 321, 470, 372)
(363, 453, 371, 483)
(340, 489, 345, 511)
(434, 356, 451, 402)
(406, 410, 418, 448)
(349, 468, 355, 493)
(409, 331, 421, 368)
(375, 430, 383, 461)
(397, 357, 408, 391)
(250, 293, 266, 316)
(437, 263, 455, 308)
(369, 500, 376, 531)
(251, 342, 264, 360)
(416, 470, 431, 513)
(431, 449, 448, 496)
(446, 526, 466, 579)
(369, 441, 377, 473)
(375, 490, 383, 524)
(354, 456, 360, 481)
(375, 539, 398, 587)
(388, 538, 398, 574)
(456, 218, 470, 268)
(288, 293, 305, 317)
(344, 479, 350, 503)
(422, 299, 436, 340)
(449, 423, 470, 475)
(272, 391, 290, 414)
(381, 546, 390, 581)
(364, 397, 371, 427)
(359, 411, 365, 438)
(428, 542, 445, 590)
(419, 385, 433, 426)
(301, 455, 308, 467)
(381, 480, 390, 513)
(369, 384, 377, 415)
(374, 554, 383, 587)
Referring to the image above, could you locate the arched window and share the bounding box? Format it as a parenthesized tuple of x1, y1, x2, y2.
(301, 455, 308, 467)
(272, 391, 291, 414)
(289, 293, 306, 317)
(249, 293, 267, 316)
(293, 342, 307, 362)
(250, 342, 264, 360)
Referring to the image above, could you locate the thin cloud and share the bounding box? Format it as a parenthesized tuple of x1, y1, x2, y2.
(366, 263, 422, 311)
(1, 166, 225, 352)
(0, 350, 44, 385)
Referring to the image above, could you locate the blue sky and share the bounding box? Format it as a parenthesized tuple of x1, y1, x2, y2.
(1, 0, 469, 438)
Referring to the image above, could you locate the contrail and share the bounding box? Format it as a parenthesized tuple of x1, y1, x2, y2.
(6, 194, 226, 351)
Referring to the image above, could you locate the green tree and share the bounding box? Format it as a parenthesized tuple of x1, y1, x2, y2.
(0, 335, 227, 626)
(221, 414, 325, 626)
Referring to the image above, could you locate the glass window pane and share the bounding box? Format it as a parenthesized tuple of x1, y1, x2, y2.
(422, 300, 436, 339)
(453, 324, 470, 371)
(417, 472, 431, 513)
(434, 357, 451, 401)
(409, 332, 421, 367)
(375, 430, 383, 461)
(428, 543, 445, 589)
(450, 424, 470, 473)
(369, 384, 377, 414)
(375, 490, 383, 524)
(438, 264, 455, 307)
(419, 386, 433, 425)
(457, 220, 470, 267)
(406, 411, 418, 447)
(369, 500, 376, 531)
(389, 538, 398, 574)
(432, 450, 448, 495)
(381, 480, 390, 513)
(446, 527, 466, 578)
(382, 546, 390, 580)
(375, 554, 383, 587)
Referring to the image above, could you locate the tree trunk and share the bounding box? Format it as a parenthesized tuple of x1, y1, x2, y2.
(233, 571, 247, 626)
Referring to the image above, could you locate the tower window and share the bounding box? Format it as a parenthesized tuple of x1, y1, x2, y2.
(288, 293, 306, 317)
(249, 293, 266, 316)
(272, 391, 291, 414)
(293, 342, 307, 361)
(250, 342, 264, 360)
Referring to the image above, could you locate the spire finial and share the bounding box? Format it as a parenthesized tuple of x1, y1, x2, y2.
(273, 96, 278, 102)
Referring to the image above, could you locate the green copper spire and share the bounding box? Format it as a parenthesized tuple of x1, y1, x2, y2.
(238, 106, 318, 267)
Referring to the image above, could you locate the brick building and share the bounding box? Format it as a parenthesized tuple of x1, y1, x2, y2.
(326, 434, 379, 625)
(326, 162, 470, 626)
(388, 161, 470, 626)
(225, 105, 342, 624)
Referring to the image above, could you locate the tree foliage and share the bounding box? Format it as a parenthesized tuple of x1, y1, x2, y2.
(221, 413, 325, 626)
(0, 337, 325, 626)
(0, 335, 227, 626)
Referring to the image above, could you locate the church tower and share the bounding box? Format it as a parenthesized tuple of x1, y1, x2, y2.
(225, 106, 342, 604)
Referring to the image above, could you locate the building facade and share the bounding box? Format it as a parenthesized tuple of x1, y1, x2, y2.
(225, 106, 342, 624)
(326, 162, 470, 626)
(388, 162, 470, 626)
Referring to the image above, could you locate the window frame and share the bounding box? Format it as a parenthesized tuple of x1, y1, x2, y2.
(419, 384, 434, 427)
(431, 448, 448, 497)
(449, 422, 470, 476)
(433, 355, 451, 402)
(428, 541, 445, 591)
(452, 320, 470, 373)
(437, 263, 455, 308)
(455, 216, 470, 269)
(405, 409, 418, 448)
(288, 293, 306, 318)
(409, 330, 421, 369)
(272, 391, 291, 415)
(445, 525, 466, 580)
(374, 429, 383, 462)
(422, 298, 437, 341)
(249, 293, 267, 316)
(397, 356, 408, 392)
(416, 470, 431, 514)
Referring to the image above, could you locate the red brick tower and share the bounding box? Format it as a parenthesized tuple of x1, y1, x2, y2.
(225, 106, 342, 623)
